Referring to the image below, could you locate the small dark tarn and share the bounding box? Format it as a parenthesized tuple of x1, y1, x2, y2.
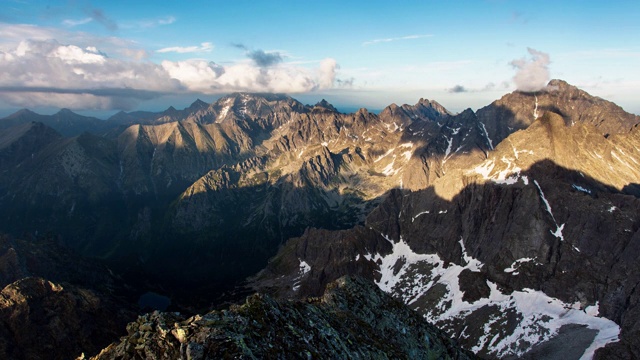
(512, 324, 598, 360)
(138, 292, 171, 311)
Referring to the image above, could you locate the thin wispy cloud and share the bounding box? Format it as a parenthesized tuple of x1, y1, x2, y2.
(230, 43, 248, 51)
(157, 16, 176, 25)
(446, 82, 510, 94)
(130, 16, 177, 29)
(157, 42, 214, 54)
(362, 34, 433, 46)
(62, 17, 92, 27)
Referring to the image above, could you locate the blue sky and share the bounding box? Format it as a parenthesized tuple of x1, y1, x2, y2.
(0, 0, 638, 116)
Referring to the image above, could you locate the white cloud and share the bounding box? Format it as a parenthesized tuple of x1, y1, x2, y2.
(62, 18, 93, 27)
(157, 42, 214, 54)
(319, 58, 337, 89)
(362, 34, 433, 46)
(510, 48, 551, 92)
(157, 16, 176, 25)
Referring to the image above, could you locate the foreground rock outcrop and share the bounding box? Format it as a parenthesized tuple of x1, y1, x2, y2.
(0, 235, 136, 360)
(93, 277, 476, 360)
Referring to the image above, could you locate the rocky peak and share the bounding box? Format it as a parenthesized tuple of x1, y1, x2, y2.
(55, 108, 76, 117)
(476, 79, 640, 148)
(188, 99, 208, 110)
(312, 99, 338, 113)
(379, 98, 451, 124)
(546, 78, 576, 91)
(204, 92, 307, 124)
(415, 98, 452, 116)
(4, 108, 38, 120)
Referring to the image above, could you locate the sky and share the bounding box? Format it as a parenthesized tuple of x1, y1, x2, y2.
(0, 0, 638, 117)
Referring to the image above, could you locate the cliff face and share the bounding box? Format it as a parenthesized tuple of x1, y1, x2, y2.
(93, 276, 476, 360)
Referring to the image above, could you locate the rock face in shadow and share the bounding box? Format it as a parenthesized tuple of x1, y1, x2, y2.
(0, 235, 136, 360)
(0, 278, 133, 360)
(93, 276, 476, 360)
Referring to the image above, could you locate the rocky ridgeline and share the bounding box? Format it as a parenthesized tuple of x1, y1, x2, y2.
(92, 277, 476, 360)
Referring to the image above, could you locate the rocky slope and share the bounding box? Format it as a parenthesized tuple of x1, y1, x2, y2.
(93, 276, 476, 360)
(252, 111, 640, 359)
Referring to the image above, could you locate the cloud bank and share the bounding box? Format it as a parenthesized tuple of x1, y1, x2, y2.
(0, 37, 338, 110)
(510, 48, 551, 92)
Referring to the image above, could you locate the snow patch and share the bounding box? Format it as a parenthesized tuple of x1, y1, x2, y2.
(474, 160, 496, 179)
(534, 180, 556, 222)
(572, 184, 592, 194)
(534, 180, 565, 241)
(374, 148, 395, 163)
(442, 136, 454, 165)
(411, 210, 430, 222)
(551, 223, 565, 241)
(381, 156, 399, 176)
(292, 259, 311, 292)
(473, 156, 526, 186)
(503, 258, 535, 274)
(479, 122, 494, 150)
(218, 105, 230, 120)
(364, 234, 620, 358)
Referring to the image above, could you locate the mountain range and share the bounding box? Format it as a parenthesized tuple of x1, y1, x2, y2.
(0, 79, 639, 359)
